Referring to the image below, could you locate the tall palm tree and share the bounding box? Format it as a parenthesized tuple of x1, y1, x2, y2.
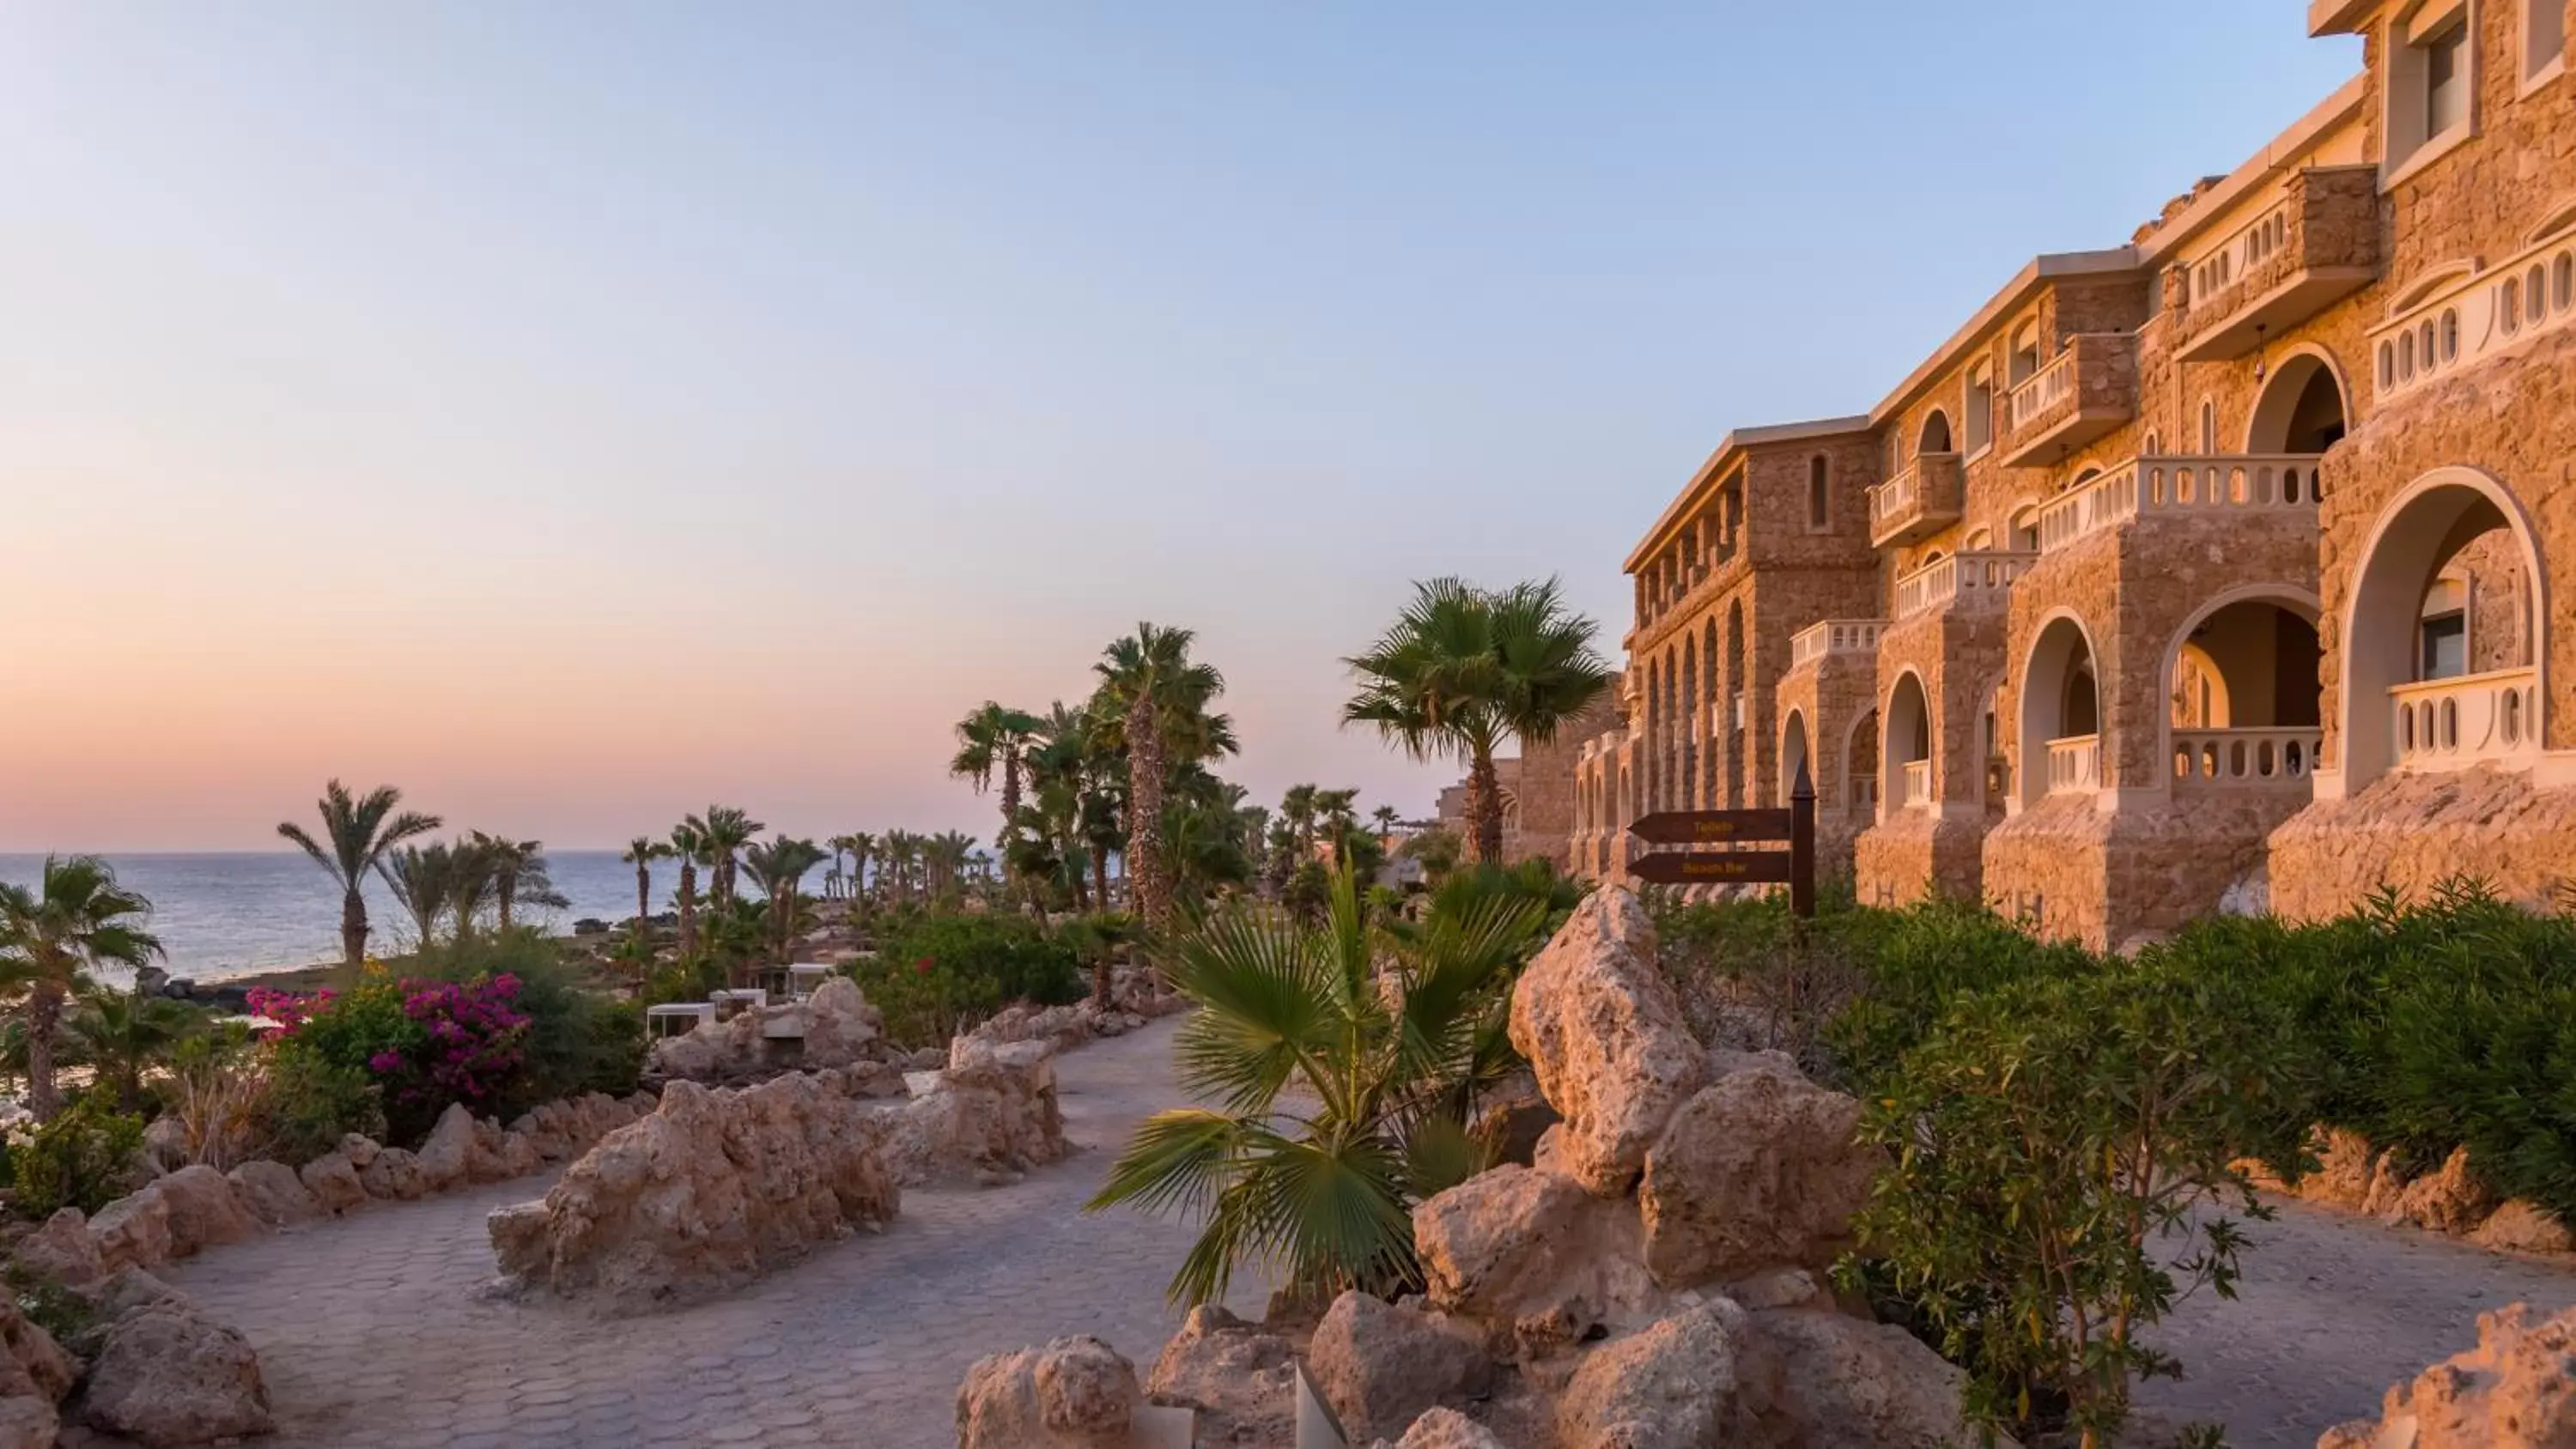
(375, 841, 462, 949)
(0, 857, 165, 1120)
(686, 806, 764, 912)
(448, 836, 503, 943)
(1281, 784, 1320, 862)
(1344, 578, 1613, 865)
(621, 836, 673, 943)
(1092, 622, 1230, 930)
(930, 831, 980, 905)
(844, 832, 878, 923)
(743, 836, 829, 966)
(669, 822, 706, 956)
(70, 985, 199, 1114)
(1371, 804, 1401, 839)
(952, 703, 1043, 888)
(1315, 788, 1361, 867)
(277, 780, 441, 966)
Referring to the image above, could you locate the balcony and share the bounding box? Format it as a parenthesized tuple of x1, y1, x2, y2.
(2171, 728, 2323, 788)
(1789, 618, 1886, 672)
(1868, 453, 1965, 548)
(2172, 167, 2380, 363)
(1899, 760, 1933, 809)
(2392, 668, 2542, 770)
(2001, 334, 2137, 468)
(2373, 227, 2576, 403)
(2036, 453, 2324, 554)
(2044, 735, 2101, 796)
(1893, 549, 2037, 621)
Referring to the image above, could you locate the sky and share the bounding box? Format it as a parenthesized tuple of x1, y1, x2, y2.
(0, 3, 2362, 852)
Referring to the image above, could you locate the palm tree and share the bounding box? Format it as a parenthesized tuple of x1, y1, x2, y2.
(70, 985, 199, 1113)
(743, 836, 829, 966)
(1371, 805, 1401, 840)
(1315, 788, 1361, 867)
(277, 780, 441, 966)
(470, 834, 556, 932)
(1344, 578, 1612, 865)
(844, 832, 878, 924)
(670, 822, 705, 956)
(375, 841, 462, 949)
(1087, 864, 1543, 1306)
(952, 703, 1043, 888)
(621, 836, 673, 943)
(1281, 784, 1320, 863)
(0, 857, 166, 1120)
(1092, 623, 1231, 931)
(448, 836, 502, 943)
(929, 831, 980, 905)
(686, 806, 764, 912)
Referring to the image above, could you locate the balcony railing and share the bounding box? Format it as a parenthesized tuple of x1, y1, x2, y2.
(1893, 549, 2038, 620)
(1868, 453, 1965, 548)
(2002, 334, 2137, 467)
(2173, 167, 2380, 362)
(2171, 727, 2323, 787)
(1899, 760, 1933, 809)
(2375, 229, 2576, 403)
(1789, 618, 1886, 672)
(2045, 734, 2101, 796)
(2392, 668, 2542, 768)
(2036, 453, 2324, 554)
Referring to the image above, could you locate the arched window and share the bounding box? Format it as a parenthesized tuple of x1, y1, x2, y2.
(1966, 365, 1996, 455)
(1807, 456, 1831, 531)
(1919, 410, 1954, 456)
(2198, 400, 2218, 455)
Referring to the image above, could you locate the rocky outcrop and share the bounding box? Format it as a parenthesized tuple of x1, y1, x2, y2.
(0, 1296, 71, 1449)
(297, 1149, 368, 1215)
(1306, 1292, 1491, 1443)
(225, 1161, 320, 1228)
(488, 1068, 900, 1308)
(1555, 1299, 1763, 1449)
(1144, 1304, 1296, 1446)
(1750, 1306, 1990, 1448)
(646, 978, 891, 1086)
(357, 1146, 428, 1202)
(956, 1336, 1140, 1449)
(1506, 888, 1706, 1197)
(89, 1188, 173, 1275)
(148, 1165, 262, 1256)
(2318, 1302, 2576, 1448)
(71, 1274, 274, 1447)
(1412, 1165, 1672, 1361)
(1637, 1067, 1881, 1288)
(10, 1209, 104, 1287)
(2471, 1198, 2576, 1254)
(2257, 1125, 2574, 1258)
(2388, 1145, 2497, 1234)
(1366, 1407, 1508, 1449)
(884, 1037, 1067, 1187)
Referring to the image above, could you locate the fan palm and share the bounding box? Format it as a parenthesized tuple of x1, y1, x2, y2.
(70, 985, 200, 1113)
(1344, 578, 1612, 864)
(952, 703, 1044, 887)
(0, 856, 166, 1120)
(1280, 784, 1320, 862)
(1370, 805, 1401, 838)
(1087, 864, 1544, 1307)
(1092, 623, 1231, 930)
(277, 780, 441, 966)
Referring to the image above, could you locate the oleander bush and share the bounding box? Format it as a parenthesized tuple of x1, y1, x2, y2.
(852, 913, 1084, 1048)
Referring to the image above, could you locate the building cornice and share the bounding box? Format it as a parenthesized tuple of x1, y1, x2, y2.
(1621, 415, 1873, 573)
(2132, 74, 2371, 267)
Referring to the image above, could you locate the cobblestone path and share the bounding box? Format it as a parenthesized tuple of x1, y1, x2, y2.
(160, 1016, 1264, 1449)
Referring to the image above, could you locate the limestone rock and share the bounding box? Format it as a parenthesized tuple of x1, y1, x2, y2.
(498, 1131, 543, 1179)
(956, 1335, 1138, 1448)
(1144, 1304, 1295, 1446)
(414, 1103, 481, 1191)
(12, 1209, 104, 1287)
(141, 1117, 189, 1174)
(799, 977, 885, 1068)
(647, 979, 888, 1087)
(1412, 1166, 1671, 1360)
(74, 1294, 275, 1446)
(150, 1164, 261, 1256)
(1637, 1068, 1881, 1288)
(2318, 1302, 2576, 1448)
(2360, 1149, 2410, 1218)
(297, 1151, 368, 1215)
(2471, 1199, 2575, 1254)
(884, 1039, 1066, 1187)
(0, 1300, 76, 1404)
(357, 1146, 428, 1202)
(225, 1161, 320, 1229)
(1506, 888, 1707, 1197)
(1708, 1046, 1803, 1082)
(1749, 1307, 2000, 1448)
(489, 1070, 900, 1307)
(1468, 1077, 1558, 1170)
(0, 1397, 56, 1449)
(1554, 1300, 1763, 1449)
(1369, 1407, 1507, 1448)
(337, 1133, 382, 1169)
(88, 1188, 173, 1274)
(2303, 1126, 2376, 1210)
(2389, 1145, 2495, 1234)
(1307, 1291, 1492, 1443)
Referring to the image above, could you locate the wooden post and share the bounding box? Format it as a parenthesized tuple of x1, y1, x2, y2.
(1789, 758, 1817, 921)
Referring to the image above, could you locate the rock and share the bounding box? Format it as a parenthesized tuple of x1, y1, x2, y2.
(337, 1133, 382, 1169)
(0, 1397, 56, 1449)
(647, 979, 886, 1086)
(1554, 1300, 1763, 1449)
(358, 1146, 428, 1202)
(1637, 1068, 1882, 1288)
(2360, 1149, 2410, 1218)
(1307, 1291, 1492, 1443)
(799, 977, 885, 1068)
(1727, 1267, 1826, 1312)
(151, 1165, 261, 1256)
(490, 1071, 900, 1307)
(298, 1151, 368, 1215)
(2471, 1199, 2576, 1254)
(497, 1131, 543, 1179)
(1371, 1407, 1508, 1449)
(956, 1335, 1138, 1448)
(2389, 1145, 2495, 1234)
(2319, 1302, 2576, 1448)
(12, 1209, 104, 1287)
(223, 1161, 316, 1231)
(141, 1117, 189, 1174)
(89, 1189, 173, 1274)
(1506, 888, 1707, 1197)
(468, 1118, 516, 1184)
(1468, 1078, 1558, 1170)
(74, 1293, 275, 1446)
(2300, 1126, 2376, 1210)
(1708, 1046, 1804, 1081)
(1412, 1166, 1671, 1360)
(1144, 1304, 1296, 1446)
(414, 1103, 481, 1191)
(884, 1039, 1066, 1187)
(1748, 1307, 2000, 1448)
(0, 1300, 76, 1404)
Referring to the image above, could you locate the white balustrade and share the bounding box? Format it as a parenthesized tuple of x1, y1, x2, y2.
(1899, 760, 1932, 809)
(1789, 619, 1886, 671)
(2189, 199, 2290, 309)
(2391, 667, 2543, 768)
(2045, 734, 2101, 796)
(1870, 464, 1920, 525)
(1893, 549, 2037, 619)
(2008, 349, 2077, 432)
(2037, 454, 2323, 554)
(2170, 727, 2322, 786)
(2376, 232, 2576, 402)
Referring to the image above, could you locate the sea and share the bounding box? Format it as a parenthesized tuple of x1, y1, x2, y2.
(0, 852, 835, 985)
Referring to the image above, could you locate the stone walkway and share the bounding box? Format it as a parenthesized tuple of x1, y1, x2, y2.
(160, 1016, 1265, 1449)
(2133, 1196, 2576, 1446)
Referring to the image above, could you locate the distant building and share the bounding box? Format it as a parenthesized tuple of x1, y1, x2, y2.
(1435, 676, 1625, 870)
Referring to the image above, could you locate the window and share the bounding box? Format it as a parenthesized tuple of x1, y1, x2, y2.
(2530, 0, 2567, 82)
(2427, 18, 2471, 134)
(1807, 456, 1831, 531)
(2143, 430, 2162, 456)
(1965, 367, 1995, 455)
(2199, 400, 2218, 454)
(2390, 3, 2478, 177)
(2421, 611, 2468, 678)
(2008, 324, 2041, 386)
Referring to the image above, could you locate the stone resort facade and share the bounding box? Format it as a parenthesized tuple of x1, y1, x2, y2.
(1567, 0, 2576, 949)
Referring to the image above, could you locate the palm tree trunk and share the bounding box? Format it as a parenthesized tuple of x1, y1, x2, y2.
(498, 872, 517, 933)
(635, 865, 653, 948)
(999, 757, 1023, 885)
(340, 888, 368, 967)
(26, 983, 63, 1123)
(1467, 747, 1505, 865)
(1129, 697, 1170, 928)
(677, 864, 699, 955)
(1091, 844, 1113, 918)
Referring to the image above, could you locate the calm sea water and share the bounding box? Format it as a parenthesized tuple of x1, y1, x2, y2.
(0, 852, 832, 985)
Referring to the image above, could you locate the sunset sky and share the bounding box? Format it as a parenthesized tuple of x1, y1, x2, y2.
(0, 4, 2360, 852)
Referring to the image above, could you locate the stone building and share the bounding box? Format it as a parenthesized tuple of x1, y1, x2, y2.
(1436, 673, 1626, 869)
(1571, 0, 2576, 949)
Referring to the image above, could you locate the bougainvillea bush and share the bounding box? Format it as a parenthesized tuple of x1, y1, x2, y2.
(258, 969, 532, 1149)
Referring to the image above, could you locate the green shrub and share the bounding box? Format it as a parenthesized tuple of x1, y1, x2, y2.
(12, 1089, 147, 1217)
(413, 931, 640, 1111)
(254, 1050, 386, 1165)
(854, 914, 1084, 1048)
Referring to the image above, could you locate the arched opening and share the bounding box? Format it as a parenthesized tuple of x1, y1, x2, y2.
(2019, 615, 2103, 805)
(1724, 601, 1748, 807)
(1844, 709, 1880, 817)
(2344, 470, 2548, 785)
(1781, 710, 1812, 803)
(2008, 504, 2040, 553)
(1807, 456, 1831, 530)
(2166, 594, 2324, 785)
(1918, 410, 1954, 457)
(1703, 620, 1722, 805)
(1966, 367, 1996, 455)
(2009, 323, 2042, 386)
(1680, 635, 1700, 811)
(1979, 682, 2008, 809)
(1885, 673, 1935, 815)
(2247, 352, 2351, 455)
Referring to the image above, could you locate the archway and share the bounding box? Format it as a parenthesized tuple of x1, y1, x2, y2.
(2246, 349, 2351, 455)
(2165, 590, 2324, 785)
(1884, 672, 1935, 815)
(1844, 709, 1880, 817)
(1681, 634, 1700, 811)
(2343, 468, 2548, 785)
(2019, 615, 2103, 805)
(1919, 410, 1954, 456)
(1724, 601, 1747, 807)
(1703, 619, 1721, 807)
(1780, 709, 1812, 803)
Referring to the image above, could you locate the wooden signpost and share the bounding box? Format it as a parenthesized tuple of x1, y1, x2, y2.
(1626, 761, 1818, 919)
